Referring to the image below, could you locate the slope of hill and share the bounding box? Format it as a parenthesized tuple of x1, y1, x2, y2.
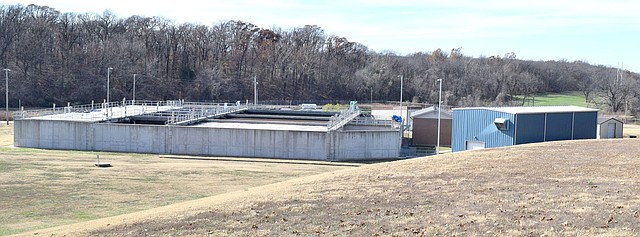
(20, 139, 640, 236)
(514, 91, 593, 107)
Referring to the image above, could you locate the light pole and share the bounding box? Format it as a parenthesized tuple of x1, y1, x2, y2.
(253, 75, 258, 106)
(107, 67, 113, 105)
(398, 74, 404, 138)
(436, 78, 443, 154)
(132, 73, 136, 103)
(370, 86, 373, 104)
(3, 69, 10, 125)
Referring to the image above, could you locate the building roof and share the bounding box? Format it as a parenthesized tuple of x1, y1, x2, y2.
(410, 106, 452, 118)
(598, 117, 623, 124)
(453, 106, 598, 114)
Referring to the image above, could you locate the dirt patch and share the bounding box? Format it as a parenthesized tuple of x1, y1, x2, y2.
(18, 138, 640, 236)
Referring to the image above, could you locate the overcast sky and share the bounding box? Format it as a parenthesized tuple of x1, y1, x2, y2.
(5, 0, 640, 72)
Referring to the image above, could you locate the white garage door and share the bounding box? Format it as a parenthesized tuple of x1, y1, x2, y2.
(466, 141, 485, 150)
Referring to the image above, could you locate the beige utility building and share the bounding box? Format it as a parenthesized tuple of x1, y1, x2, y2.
(410, 106, 452, 146)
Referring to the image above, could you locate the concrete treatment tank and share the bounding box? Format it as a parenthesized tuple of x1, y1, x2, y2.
(13, 100, 401, 161)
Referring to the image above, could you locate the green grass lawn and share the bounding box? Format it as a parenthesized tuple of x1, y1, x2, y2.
(514, 91, 594, 107)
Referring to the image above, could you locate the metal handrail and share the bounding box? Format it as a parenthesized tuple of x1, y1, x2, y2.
(349, 117, 398, 126)
(14, 100, 183, 120)
(167, 104, 248, 125)
(327, 107, 361, 130)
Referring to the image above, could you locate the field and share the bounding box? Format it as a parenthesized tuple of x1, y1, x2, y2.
(514, 91, 593, 107)
(5, 124, 640, 236)
(0, 125, 358, 236)
(624, 124, 640, 137)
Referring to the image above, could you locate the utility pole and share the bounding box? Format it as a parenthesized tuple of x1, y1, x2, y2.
(398, 75, 404, 139)
(253, 75, 258, 107)
(133, 74, 137, 103)
(3, 69, 10, 125)
(436, 78, 443, 154)
(107, 67, 113, 105)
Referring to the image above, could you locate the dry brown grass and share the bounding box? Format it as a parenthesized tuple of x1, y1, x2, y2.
(623, 124, 640, 138)
(6, 123, 640, 236)
(17, 138, 640, 237)
(0, 125, 357, 236)
(0, 124, 13, 147)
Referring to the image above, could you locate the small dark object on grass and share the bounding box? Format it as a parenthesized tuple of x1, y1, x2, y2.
(95, 155, 112, 168)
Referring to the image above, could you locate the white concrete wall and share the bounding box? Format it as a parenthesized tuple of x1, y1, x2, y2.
(169, 127, 329, 160)
(14, 120, 400, 161)
(331, 130, 400, 160)
(14, 120, 93, 150)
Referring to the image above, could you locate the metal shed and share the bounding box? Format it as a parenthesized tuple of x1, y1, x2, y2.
(409, 106, 452, 146)
(452, 106, 598, 152)
(596, 117, 623, 139)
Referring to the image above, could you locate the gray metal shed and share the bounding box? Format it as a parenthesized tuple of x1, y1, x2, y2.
(597, 117, 623, 139)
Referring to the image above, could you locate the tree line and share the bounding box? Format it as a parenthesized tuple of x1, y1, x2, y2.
(1, 4, 638, 113)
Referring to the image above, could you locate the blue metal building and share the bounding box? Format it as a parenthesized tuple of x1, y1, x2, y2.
(452, 106, 598, 152)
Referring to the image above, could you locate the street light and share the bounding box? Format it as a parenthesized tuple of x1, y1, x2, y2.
(398, 74, 404, 138)
(132, 73, 137, 103)
(107, 67, 113, 105)
(436, 78, 443, 154)
(370, 86, 373, 104)
(3, 69, 10, 125)
(253, 75, 258, 106)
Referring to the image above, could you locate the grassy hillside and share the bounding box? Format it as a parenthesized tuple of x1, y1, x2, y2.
(0, 125, 356, 236)
(22, 138, 640, 236)
(514, 91, 594, 107)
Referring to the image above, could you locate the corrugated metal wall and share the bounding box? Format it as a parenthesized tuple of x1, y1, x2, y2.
(455, 109, 597, 152)
(573, 112, 597, 139)
(452, 109, 515, 152)
(515, 111, 597, 144)
(545, 112, 574, 141)
(515, 114, 545, 144)
(412, 118, 452, 146)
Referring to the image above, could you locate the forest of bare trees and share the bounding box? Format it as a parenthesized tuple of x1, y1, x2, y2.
(1, 4, 639, 113)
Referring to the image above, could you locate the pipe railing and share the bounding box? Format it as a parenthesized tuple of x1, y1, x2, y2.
(14, 100, 183, 121)
(166, 103, 248, 125)
(349, 117, 399, 126)
(327, 107, 361, 130)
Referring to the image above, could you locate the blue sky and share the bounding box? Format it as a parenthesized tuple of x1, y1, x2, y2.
(5, 0, 640, 72)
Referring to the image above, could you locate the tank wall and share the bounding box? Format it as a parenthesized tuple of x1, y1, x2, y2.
(170, 127, 328, 160)
(332, 130, 401, 160)
(14, 120, 398, 161)
(14, 120, 92, 150)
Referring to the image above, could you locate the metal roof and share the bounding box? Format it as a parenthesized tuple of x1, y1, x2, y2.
(453, 106, 598, 114)
(409, 106, 452, 118)
(597, 117, 623, 124)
